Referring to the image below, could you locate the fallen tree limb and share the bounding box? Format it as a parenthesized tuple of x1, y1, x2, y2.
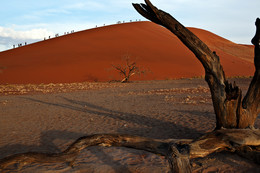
(1, 1, 259, 172)
(0, 134, 170, 171)
(1, 130, 260, 172)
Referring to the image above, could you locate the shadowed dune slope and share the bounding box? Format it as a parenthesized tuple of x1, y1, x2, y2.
(0, 21, 254, 84)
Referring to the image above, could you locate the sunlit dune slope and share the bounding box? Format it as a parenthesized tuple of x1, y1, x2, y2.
(0, 21, 254, 84)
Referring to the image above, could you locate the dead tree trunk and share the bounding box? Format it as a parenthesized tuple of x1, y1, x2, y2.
(0, 1, 259, 172)
(133, 0, 260, 129)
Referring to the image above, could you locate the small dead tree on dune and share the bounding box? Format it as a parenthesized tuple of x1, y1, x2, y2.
(0, 1, 260, 172)
(112, 56, 146, 83)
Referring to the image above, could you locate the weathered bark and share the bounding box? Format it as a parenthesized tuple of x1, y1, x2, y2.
(1, 1, 260, 172)
(167, 143, 191, 173)
(1, 130, 260, 172)
(0, 134, 180, 172)
(133, 0, 260, 129)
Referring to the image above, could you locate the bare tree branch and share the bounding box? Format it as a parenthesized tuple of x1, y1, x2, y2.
(1, 1, 259, 172)
(112, 55, 145, 83)
(133, 0, 259, 129)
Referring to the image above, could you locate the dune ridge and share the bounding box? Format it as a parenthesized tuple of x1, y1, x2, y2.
(0, 21, 254, 84)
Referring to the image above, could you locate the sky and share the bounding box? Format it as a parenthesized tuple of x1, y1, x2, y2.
(0, 0, 259, 52)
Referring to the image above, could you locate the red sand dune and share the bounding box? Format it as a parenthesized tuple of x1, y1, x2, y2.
(0, 21, 255, 84)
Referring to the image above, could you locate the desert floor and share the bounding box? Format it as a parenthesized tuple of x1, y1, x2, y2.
(0, 78, 260, 173)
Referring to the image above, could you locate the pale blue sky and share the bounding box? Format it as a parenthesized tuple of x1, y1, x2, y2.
(0, 0, 259, 51)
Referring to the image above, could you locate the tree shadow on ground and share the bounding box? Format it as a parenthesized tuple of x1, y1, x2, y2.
(173, 109, 215, 119)
(21, 96, 204, 139)
(0, 96, 205, 170)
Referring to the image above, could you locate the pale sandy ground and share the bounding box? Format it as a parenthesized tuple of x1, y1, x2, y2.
(0, 79, 260, 173)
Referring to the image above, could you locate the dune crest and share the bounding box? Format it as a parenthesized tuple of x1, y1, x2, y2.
(0, 21, 254, 84)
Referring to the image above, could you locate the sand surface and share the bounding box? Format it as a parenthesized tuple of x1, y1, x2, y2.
(0, 21, 254, 84)
(1, 78, 260, 172)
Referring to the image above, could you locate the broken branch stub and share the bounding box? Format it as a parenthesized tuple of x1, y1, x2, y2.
(1, 1, 260, 172)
